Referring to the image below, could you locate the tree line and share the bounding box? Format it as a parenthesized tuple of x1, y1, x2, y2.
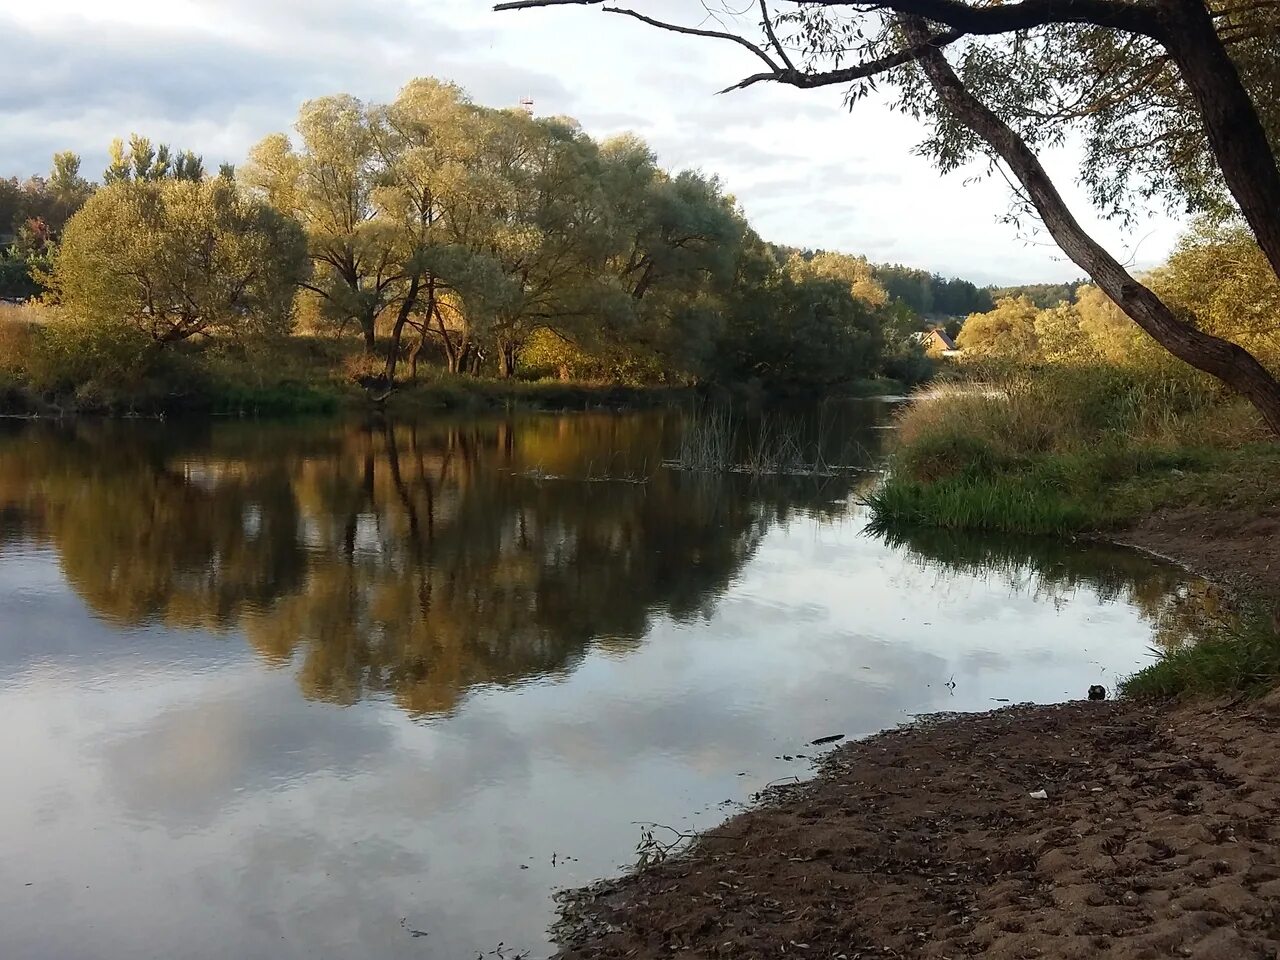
(957, 219, 1280, 379)
(0, 79, 1005, 397)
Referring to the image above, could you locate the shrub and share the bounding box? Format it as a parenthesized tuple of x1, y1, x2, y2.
(54, 178, 308, 344)
(1121, 605, 1280, 699)
(27, 314, 160, 396)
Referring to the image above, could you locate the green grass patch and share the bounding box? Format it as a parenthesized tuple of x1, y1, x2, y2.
(864, 441, 1255, 537)
(864, 475, 1092, 536)
(1121, 605, 1280, 700)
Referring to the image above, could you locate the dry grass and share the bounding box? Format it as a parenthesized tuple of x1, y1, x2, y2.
(0, 304, 44, 377)
(890, 366, 1268, 485)
(867, 364, 1276, 536)
(0, 301, 50, 325)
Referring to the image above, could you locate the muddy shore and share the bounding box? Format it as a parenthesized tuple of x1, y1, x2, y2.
(553, 507, 1280, 959)
(1121, 506, 1280, 606)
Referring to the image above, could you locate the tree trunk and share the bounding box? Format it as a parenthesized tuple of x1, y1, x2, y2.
(632, 260, 657, 301)
(902, 17, 1280, 438)
(1157, 0, 1280, 279)
(362, 313, 377, 355)
(431, 303, 460, 373)
(383, 275, 425, 387)
(407, 333, 424, 382)
(451, 334, 475, 376)
(498, 341, 519, 380)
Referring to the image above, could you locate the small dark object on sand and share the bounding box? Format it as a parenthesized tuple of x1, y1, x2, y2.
(811, 734, 845, 746)
(1088, 685, 1107, 701)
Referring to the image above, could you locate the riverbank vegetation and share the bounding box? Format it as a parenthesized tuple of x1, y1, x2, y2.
(866, 221, 1280, 698)
(0, 80, 1008, 416)
(869, 215, 1279, 539)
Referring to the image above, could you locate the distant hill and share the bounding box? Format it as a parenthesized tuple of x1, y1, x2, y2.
(790, 253, 1082, 320)
(987, 280, 1085, 309)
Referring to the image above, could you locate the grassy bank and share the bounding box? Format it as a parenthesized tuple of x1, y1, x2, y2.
(865, 366, 1278, 536)
(866, 441, 1278, 535)
(866, 364, 1280, 699)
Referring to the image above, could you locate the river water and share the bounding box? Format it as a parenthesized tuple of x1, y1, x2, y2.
(0, 404, 1211, 959)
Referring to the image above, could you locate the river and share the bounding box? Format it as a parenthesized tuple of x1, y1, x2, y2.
(0, 403, 1212, 959)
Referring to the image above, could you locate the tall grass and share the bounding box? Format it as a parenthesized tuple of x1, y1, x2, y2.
(865, 364, 1274, 535)
(1122, 604, 1280, 699)
(674, 405, 738, 471)
(669, 404, 868, 477)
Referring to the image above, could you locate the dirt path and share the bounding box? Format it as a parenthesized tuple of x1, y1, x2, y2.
(556, 697, 1280, 959)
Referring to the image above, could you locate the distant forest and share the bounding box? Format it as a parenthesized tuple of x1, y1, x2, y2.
(871, 263, 1085, 318)
(988, 281, 1085, 309)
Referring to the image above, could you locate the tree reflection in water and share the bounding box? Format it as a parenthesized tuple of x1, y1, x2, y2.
(866, 523, 1231, 654)
(0, 414, 862, 716)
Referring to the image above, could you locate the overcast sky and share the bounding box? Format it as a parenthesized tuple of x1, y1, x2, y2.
(3, 0, 1183, 284)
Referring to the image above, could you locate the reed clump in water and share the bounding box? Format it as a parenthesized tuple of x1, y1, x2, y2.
(670, 406, 868, 477)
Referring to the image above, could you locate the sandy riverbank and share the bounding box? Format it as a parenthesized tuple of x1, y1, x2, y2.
(556, 697, 1280, 959)
(552, 503, 1280, 959)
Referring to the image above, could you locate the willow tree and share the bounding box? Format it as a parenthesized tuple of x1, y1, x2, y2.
(56, 178, 307, 343)
(602, 137, 749, 378)
(431, 107, 625, 378)
(498, 0, 1280, 436)
(372, 78, 485, 383)
(244, 96, 404, 355)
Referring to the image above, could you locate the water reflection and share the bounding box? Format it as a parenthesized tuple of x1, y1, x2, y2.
(0, 408, 1223, 959)
(872, 524, 1230, 653)
(0, 413, 864, 715)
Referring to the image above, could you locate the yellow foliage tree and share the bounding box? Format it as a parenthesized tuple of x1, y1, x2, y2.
(956, 296, 1040, 359)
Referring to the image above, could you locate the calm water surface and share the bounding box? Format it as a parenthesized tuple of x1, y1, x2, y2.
(0, 405, 1212, 958)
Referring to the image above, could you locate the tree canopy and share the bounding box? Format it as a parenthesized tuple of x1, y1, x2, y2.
(55, 178, 308, 343)
(240, 77, 899, 388)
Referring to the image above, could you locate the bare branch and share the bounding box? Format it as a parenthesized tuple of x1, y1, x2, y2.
(602, 6, 780, 70)
(759, 0, 796, 72)
(719, 29, 963, 93)
(494, 0, 605, 9)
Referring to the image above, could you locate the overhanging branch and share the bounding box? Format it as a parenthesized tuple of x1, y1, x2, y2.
(719, 28, 963, 92)
(604, 6, 781, 70)
(493, 0, 781, 72)
(496, 0, 1164, 39)
(495, 0, 1163, 94)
